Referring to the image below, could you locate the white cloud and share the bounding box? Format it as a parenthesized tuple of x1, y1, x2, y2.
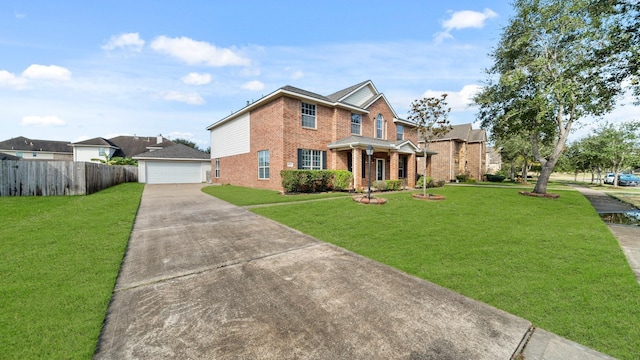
(443, 9, 498, 31)
(0, 70, 27, 89)
(291, 70, 304, 80)
(241, 80, 265, 91)
(161, 91, 205, 105)
(421, 84, 482, 112)
(436, 8, 498, 43)
(150, 36, 250, 67)
(21, 115, 67, 127)
(22, 64, 71, 80)
(102, 32, 145, 52)
(181, 72, 212, 85)
(14, 12, 26, 19)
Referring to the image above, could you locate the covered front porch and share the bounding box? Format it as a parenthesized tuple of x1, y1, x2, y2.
(328, 136, 429, 191)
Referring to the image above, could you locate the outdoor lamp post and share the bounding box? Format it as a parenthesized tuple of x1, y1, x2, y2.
(366, 145, 374, 200)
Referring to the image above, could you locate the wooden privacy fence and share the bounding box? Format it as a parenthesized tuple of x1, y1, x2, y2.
(0, 160, 138, 196)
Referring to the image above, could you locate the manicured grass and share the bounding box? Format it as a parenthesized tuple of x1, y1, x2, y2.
(0, 183, 144, 359)
(201, 184, 351, 206)
(212, 185, 640, 359)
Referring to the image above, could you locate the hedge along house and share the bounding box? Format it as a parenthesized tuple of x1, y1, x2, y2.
(207, 80, 428, 191)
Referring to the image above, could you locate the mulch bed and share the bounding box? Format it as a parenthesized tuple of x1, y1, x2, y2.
(352, 196, 387, 205)
(412, 193, 446, 201)
(518, 191, 560, 199)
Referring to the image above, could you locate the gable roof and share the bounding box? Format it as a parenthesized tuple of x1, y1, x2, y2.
(327, 135, 432, 155)
(432, 124, 486, 143)
(0, 136, 72, 154)
(207, 80, 415, 130)
(70, 135, 175, 158)
(133, 143, 210, 160)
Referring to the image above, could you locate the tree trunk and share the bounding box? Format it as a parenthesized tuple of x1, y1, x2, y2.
(522, 158, 529, 184)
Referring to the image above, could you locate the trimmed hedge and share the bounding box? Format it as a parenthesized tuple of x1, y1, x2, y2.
(281, 170, 353, 193)
(485, 174, 506, 182)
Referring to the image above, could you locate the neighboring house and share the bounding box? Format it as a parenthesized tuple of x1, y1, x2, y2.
(134, 144, 210, 184)
(486, 146, 502, 175)
(418, 124, 487, 182)
(0, 152, 21, 160)
(69, 135, 174, 162)
(207, 80, 425, 191)
(0, 136, 72, 160)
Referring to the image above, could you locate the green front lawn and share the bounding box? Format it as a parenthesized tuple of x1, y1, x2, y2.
(201, 184, 351, 206)
(0, 183, 144, 359)
(205, 185, 640, 359)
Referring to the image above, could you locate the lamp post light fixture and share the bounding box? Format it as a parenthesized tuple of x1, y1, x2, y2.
(366, 145, 374, 200)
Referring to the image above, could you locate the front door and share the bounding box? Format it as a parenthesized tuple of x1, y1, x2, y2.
(376, 159, 385, 181)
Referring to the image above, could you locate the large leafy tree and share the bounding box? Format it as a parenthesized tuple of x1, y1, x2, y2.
(596, 121, 640, 186)
(407, 94, 452, 196)
(474, 0, 634, 194)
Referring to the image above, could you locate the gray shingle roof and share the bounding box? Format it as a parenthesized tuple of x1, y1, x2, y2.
(280, 85, 332, 102)
(72, 137, 119, 147)
(0, 136, 72, 153)
(133, 144, 210, 160)
(325, 80, 372, 102)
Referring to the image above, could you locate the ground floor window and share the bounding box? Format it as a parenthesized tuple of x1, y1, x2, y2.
(258, 150, 269, 179)
(298, 149, 326, 170)
(214, 158, 220, 178)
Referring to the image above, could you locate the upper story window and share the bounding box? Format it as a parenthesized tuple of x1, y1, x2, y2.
(376, 114, 384, 139)
(301, 102, 316, 128)
(396, 125, 404, 140)
(351, 113, 361, 135)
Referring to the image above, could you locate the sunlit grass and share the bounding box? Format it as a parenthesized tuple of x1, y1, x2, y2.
(0, 183, 144, 359)
(207, 185, 640, 359)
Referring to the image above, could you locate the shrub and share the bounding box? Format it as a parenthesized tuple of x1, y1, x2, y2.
(330, 170, 353, 191)
(280, 170, 352, 193)
(485, 174, 506, 182)
(374, 180, 388, 191)
(416, 176, 435, 188)
(386, 179, 403, 191)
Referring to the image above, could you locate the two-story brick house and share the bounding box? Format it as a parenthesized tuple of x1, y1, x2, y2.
(207, 80, 427, 191)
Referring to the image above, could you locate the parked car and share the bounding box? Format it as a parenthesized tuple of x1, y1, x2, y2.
(618, 174, 640, 186)
(604, 173, 615, 184)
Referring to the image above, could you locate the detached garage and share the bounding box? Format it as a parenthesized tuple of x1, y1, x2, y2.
(134, 144, 210, 184)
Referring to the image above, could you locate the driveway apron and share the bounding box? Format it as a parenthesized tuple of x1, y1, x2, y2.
(95, 184, 612, 359)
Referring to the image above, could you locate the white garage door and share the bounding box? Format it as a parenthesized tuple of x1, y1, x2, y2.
(145, 161, 202, 184)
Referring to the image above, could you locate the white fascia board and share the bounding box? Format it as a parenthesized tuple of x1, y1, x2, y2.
(393, 118, 417, 127)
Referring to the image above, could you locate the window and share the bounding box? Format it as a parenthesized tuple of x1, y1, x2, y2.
(258, 150, 270, 179)
(398, 156, 406, 178)
(214, 158, 220, 178)
(397, 125, 404, 140)
(351, 113, 361, 135)
(301, 102, 316, 128)
(32, 152, 37, 157)
(16, 152, 23, 157)
(298, 149, 326, 170)
(376, 114, 383, 139)
(98, 147, 107, 156)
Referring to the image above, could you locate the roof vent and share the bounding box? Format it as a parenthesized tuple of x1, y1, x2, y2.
(157, 134, 162, 144)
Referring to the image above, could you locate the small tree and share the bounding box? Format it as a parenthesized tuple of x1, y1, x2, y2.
(407, 94, 452, 196)
(596, 121, 640, 186)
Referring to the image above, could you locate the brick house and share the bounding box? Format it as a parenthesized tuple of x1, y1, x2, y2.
(207, 81, 487, 190)
(419, 124, 487, 182)
(207, 80, 428, 191)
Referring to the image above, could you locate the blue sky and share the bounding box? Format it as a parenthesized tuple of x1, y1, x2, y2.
(1, 1, 637, 149)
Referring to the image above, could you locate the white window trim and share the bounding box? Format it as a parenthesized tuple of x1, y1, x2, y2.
(214, 158, 220, 178)
(397, 125, 404, 140)
(301, 102, 317, 129)
(351, 113, 362, 135)
(376, 114, 384, 139)
(258, 150, 270, 180)
(301, 149, 324, 170)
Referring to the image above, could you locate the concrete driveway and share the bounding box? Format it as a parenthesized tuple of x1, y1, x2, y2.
(94, 184, 613, 359)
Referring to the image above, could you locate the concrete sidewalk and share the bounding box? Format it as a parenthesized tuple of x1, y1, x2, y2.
(94, 184, 615, 359)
